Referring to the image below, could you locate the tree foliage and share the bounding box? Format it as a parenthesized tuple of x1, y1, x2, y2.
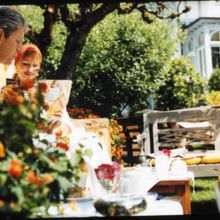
(19, 2, 190, 80)
(72, 12, 183, 117)
(208, 68, 220, 91)
(155, 57, 207, 111)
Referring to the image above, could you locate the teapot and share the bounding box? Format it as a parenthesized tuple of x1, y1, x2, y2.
(150, 152, 171, 178)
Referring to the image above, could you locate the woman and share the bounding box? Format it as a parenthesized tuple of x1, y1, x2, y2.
(12, 44, 112, 196)
(40, 79, 112, 196)
(13, 43, 42, 84)
(0, 6, 26, 89)
(3, 43, 42, 102)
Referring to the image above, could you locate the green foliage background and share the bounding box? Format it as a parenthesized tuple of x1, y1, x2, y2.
(155, 57, 207, 111)
(21, 5, 206, 116)
(208, 68, 220, 91)
(20, 5, 67, 79)
(73, 11, 183, 117)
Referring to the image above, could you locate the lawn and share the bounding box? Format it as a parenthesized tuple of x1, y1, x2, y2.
(190, 177, 219, 215)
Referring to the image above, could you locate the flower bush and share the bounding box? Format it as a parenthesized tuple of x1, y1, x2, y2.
(67, 106, 125, 163)
(109, 119, 125, 164)
(67, 107, 99, 119)
(0, 81, 87, 217)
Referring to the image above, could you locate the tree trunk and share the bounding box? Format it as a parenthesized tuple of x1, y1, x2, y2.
(54, 28, 87, 80)
(54, 3, 119, 80)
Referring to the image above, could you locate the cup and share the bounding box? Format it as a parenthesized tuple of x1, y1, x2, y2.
(150, 153, 171, 178)
(119, 167, 150, 195)
(170, 158, 187, 176)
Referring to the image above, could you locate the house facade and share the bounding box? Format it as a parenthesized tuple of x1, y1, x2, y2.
(176, 0, 220, 79)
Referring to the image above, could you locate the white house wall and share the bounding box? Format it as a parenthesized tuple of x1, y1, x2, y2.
(179, 1, 220, 25)
(174, 1, 220, 79)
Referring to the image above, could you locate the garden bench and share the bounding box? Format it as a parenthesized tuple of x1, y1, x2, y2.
(143, 106, 220, 177)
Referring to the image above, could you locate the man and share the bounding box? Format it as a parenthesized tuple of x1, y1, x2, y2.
(0, 6, 26, 89)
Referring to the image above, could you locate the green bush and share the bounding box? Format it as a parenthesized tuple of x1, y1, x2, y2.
(155, 57, 207, 111)
(73, 11, 183, 117)
(208, 68, 220, 91)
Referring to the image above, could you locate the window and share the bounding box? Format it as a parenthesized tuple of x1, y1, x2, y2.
(211, 47, 220, 69)
(211, 32, 220, 70)
(188, 40, 193, 52)
(211, 32, 220, 41)
(198, 48, 206, 77)
(198, 33, 204, 46)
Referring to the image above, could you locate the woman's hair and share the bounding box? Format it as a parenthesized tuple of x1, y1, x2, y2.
(14, 43, 42, 65)
(0, 6, 26, 38)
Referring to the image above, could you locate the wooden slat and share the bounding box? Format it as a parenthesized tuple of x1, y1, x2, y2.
(187, 164, 220, 177)
(117, 115, 144, 166)
(158, 126, 213, 133)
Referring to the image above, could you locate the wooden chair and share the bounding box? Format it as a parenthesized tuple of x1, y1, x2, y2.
(143, 106, 220, 177)
(117, 115, 144, 166)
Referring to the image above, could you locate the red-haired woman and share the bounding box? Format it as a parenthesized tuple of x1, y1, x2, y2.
(13, 43, 42, 84)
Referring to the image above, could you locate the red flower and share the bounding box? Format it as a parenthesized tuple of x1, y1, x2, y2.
(20, 79, 34, 90)
(56, 142, 69, 151)
(95, 162, 121, 180)
(162, 149, 171, 157)
(39, 82, 48, 93)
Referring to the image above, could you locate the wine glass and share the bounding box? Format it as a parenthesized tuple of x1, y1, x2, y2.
(95, 162, 122, 195)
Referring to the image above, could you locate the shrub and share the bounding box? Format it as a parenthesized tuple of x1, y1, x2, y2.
(208, 68, 220, 91)
(155, 57, 207, 111)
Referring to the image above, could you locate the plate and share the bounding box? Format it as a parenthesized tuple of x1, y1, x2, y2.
(48, 197, 96, 217)
(94, 194, 147, 216)
(97, 194, 146, 209)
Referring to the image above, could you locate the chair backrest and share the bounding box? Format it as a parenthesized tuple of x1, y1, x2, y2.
(143, 106, 220, 154)
(117, 115, 144, 166)
(71, 118, 112, 157)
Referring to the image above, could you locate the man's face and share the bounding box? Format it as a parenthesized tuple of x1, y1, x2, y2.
(0, 26, 25, 65)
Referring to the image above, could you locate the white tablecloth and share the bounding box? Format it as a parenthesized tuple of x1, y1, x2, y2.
(48, 193, 183, 217)
(48, 166, 193, 217)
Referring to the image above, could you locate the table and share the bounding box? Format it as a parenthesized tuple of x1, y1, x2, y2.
(47, 193, 184, 217)
(149, 179, 191, 215)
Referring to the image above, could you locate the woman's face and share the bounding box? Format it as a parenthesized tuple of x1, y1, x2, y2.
(0, 26, 25, 65)
(16, 53, 40, 82)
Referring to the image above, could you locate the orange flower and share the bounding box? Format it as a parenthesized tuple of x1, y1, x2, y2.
(8, 160, 23, 178)
(0, 200, 4, 208)
(0, 141, 5, 158)
(34, 148, 39, 156)
(44, 103, 49, 111)
(3, 88, 24, 106)
(42, 173, 54, 185)
(55, 130, 63, 138)
(56, 142, 69, 151)
(27, 170, 43, 186)
(49, 156, 56, 163)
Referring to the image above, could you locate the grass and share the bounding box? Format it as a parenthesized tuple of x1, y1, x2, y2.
(190, 177, 219, 215)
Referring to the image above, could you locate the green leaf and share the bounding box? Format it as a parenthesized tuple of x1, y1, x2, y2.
(57, 176, 72, 192)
